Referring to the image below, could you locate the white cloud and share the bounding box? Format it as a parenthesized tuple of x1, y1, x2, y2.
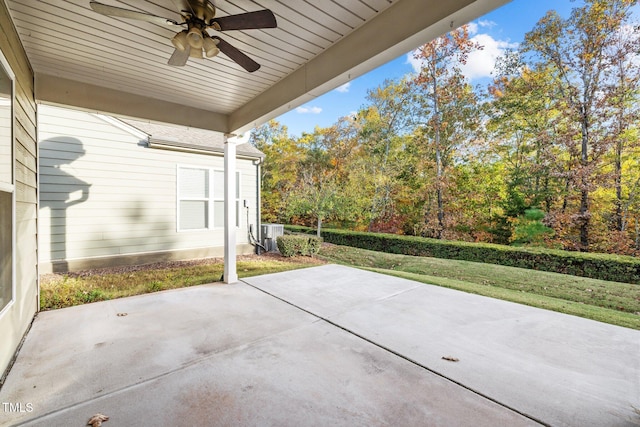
(335, 82, 351, 93)
(405, 25, 518, 81)
(478, 20, 497, 29)
(611, 24, 640, 67)
(296, 106, 323, 114)
(405, 52, 422, 74)
(461, 34, 518, 80)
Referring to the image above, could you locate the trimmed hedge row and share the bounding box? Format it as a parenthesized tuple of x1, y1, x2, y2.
(276, 234, 322, 257)
(285, 225, 640, 284)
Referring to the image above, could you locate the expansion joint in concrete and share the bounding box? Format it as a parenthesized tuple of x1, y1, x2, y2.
(241, 279, 550, 427)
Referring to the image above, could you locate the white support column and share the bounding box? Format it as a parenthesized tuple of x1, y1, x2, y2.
(223, 134, 238, 284)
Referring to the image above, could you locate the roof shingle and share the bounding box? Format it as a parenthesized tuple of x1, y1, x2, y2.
(121, 118, 264, 159)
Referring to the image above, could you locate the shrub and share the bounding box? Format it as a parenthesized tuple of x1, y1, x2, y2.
(285, 225, 640, 284)
(510, 208, 555, 246)
(276, 234, 323, 257)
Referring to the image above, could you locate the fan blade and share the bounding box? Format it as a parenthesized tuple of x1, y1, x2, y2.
(212, 10, 277, 31)
(215, 37, 260, 72)
(90, 1, 179, 26)
(168, 46, 190, 66)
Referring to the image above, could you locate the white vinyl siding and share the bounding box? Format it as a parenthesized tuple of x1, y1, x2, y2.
(0, 0, 39, 378)
(38, 104, 259, 267)
(0, 52, 14, 315)
(178, 166, 240, 231)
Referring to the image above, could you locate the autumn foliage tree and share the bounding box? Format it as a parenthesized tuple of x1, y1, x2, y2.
(251, 2, 640, 256)
(605, 21, 640, 243)
(359, 78, 415, 232)
(487, 54, 568, 243)
(412, 25, 482, 239)
(250, 121, 302, 223)
(523, 0, 639, 251)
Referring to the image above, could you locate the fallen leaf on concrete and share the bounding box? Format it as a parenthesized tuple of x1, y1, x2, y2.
(441, 356, 459, 362)
(87, 413, 109, 426)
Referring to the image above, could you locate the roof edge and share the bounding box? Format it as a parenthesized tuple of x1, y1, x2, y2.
(148, 139, 264, 160)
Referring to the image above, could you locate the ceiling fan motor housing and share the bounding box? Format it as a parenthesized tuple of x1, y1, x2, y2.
(183, 0, 216, 23)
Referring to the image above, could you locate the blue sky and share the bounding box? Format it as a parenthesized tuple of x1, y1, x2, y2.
(275, 0, 636, 138)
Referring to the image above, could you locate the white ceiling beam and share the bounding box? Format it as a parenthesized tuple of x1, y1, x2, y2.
(228, 0, 510, 134)
(35, 73, 229, 132)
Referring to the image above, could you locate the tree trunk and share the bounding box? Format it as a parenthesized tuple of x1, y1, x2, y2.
(368, 136, 392, 231)
(614, 138, 623, 231)
(433, 72, 444, 239)
(613, 58, 626, 232)
(435, 147, 444, 239)
(543, 175, 551, 212)
(579, 108, 589, 251)
(316, 216, 322, 238)
(562, 176, 570, 213)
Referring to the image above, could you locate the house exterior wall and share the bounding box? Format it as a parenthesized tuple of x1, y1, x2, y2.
(0, 2, 38, 382)
(38, 105, 259, 273)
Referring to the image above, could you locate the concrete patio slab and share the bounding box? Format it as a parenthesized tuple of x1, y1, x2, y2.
(6, 321, 537, 427)
(1, 264, 638, 426)
(245, 264, 640, 427)
(1, 282, 316, 423)
(329, 284, 639, 427)
(1, 271, 537, 427)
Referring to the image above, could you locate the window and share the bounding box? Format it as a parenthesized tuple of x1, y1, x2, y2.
(178, 167, 209, 230)
(0, 55, 14, 314)
(177, 166, 240, 230)
(212, 170, 241, 229)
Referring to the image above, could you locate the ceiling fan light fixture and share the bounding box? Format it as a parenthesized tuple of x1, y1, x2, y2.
(187, 26, 204, 49)
(189, 46, 204, 59)
(171, 30, 189, 51)
(203, 37, 220, 58)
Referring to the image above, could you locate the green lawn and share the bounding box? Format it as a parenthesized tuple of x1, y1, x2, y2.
(317, 244, 640, 330)
(40, 244, 640, 330)
(40, 255, 324, 310)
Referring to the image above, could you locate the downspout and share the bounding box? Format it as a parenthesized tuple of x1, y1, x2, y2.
(253, 157, 263, 254)
(35, 103, 40, 312)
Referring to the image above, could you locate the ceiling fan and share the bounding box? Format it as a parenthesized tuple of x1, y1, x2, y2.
(89, 0, 277, 72)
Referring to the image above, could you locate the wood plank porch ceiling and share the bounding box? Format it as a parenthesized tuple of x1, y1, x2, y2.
(6, 0, 508, 133)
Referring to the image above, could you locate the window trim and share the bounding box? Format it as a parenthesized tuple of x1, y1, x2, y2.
(176, 164, 241, 232)
(0, 49, 16, 318)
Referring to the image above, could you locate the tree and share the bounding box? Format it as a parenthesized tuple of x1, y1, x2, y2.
(360, 78, 415, 232)
(412, 25, 482, 238)
(250, 121, 302, 223)
(287, 124, 361, 236)
(509, 208, 555, 247)
(287, 171, 345, 237)
(486, 53, 570, 243)
(605, 23, 640, 234)
(523, 0, 638, 250)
